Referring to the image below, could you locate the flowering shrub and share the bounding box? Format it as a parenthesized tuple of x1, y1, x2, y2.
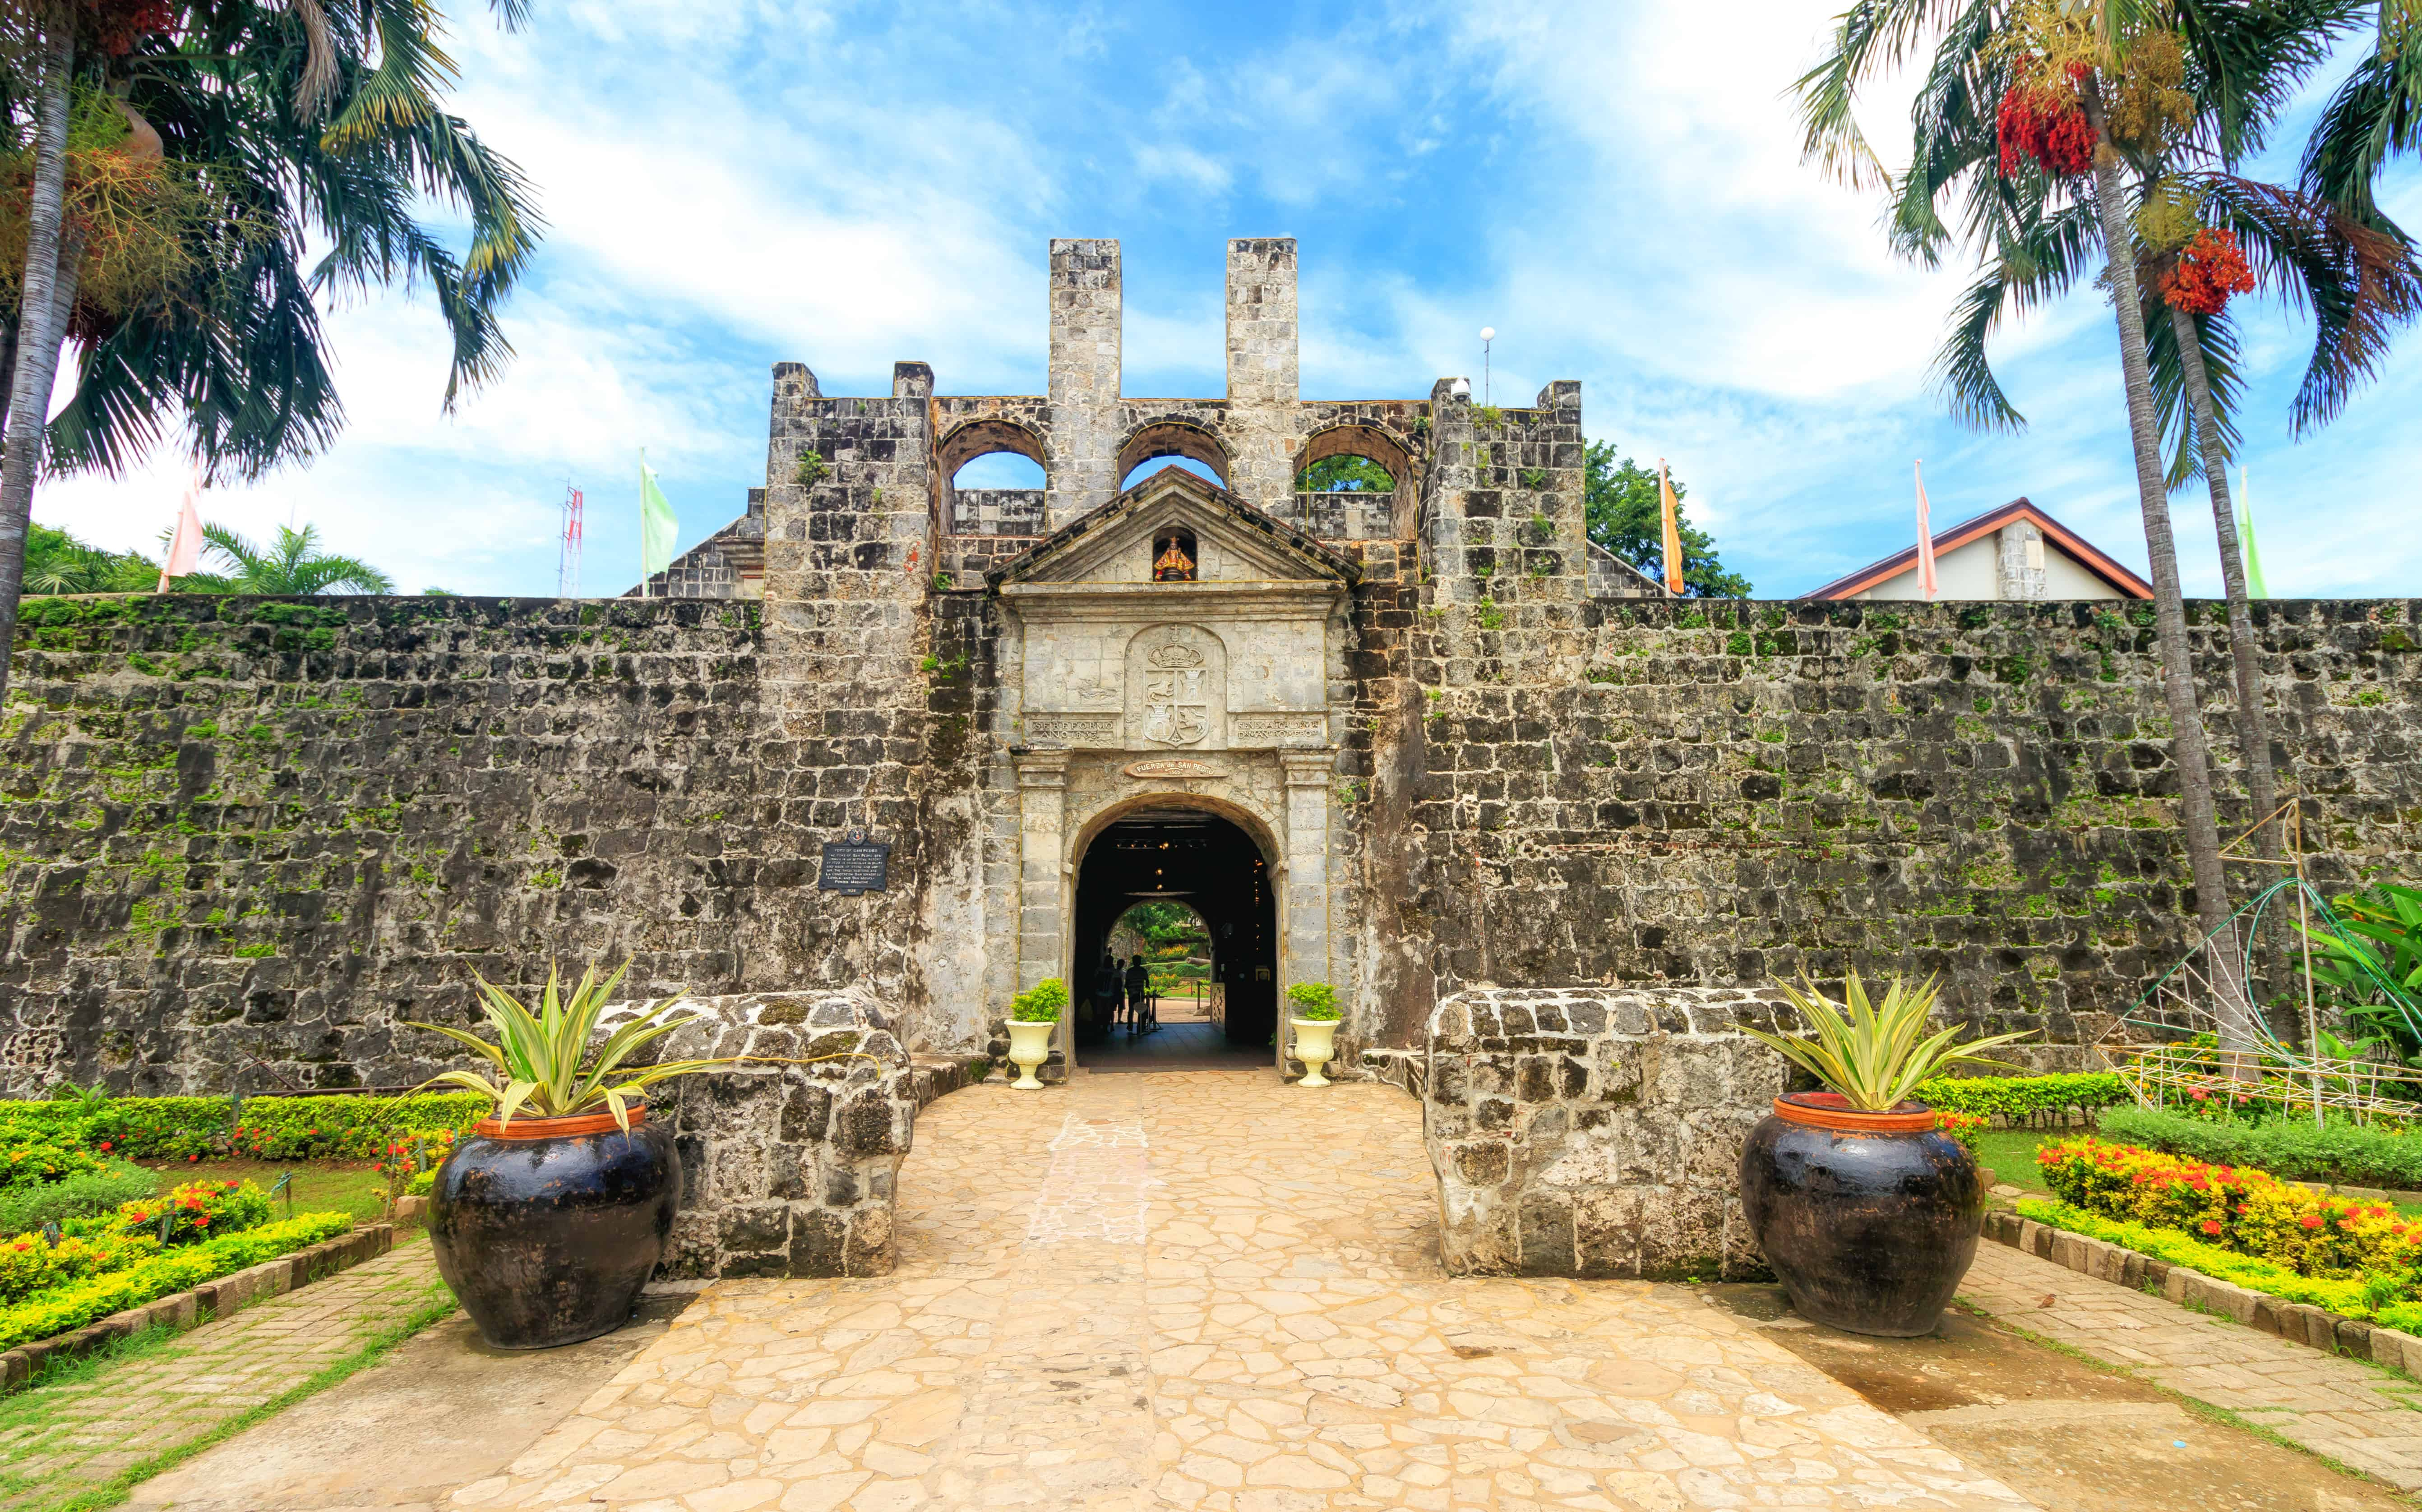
(2098, 1103, 2422, 1189)
(375, 1129, 455, 1212)
(0, 1213, 352, 1352)
(0, 1092, 486, 1163)
(2037, 1137, 2422, 1280)
(0, 1128, 110, 1191)
(0, 1228, 159, 1305)
(1933, 1110, 1986, 1152)
(116, 1179, 272, 1245)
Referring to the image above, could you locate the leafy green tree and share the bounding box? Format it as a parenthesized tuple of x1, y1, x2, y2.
(181, 521, 392, 594)
(1296, 456, 1394, 491)
(1581, 441, 1751, 598)
(21, 522, 153, 594)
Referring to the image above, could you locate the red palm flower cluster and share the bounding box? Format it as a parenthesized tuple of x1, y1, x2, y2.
(2159, 227, 2256, 314)
(79, 0, 178, 57)
(1997, 66, 2096, 178)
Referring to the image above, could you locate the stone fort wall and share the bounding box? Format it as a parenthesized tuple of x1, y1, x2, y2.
(0, 587, 2413, 1093)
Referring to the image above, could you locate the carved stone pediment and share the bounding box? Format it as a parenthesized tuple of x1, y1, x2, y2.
(990, 466, 1359, 594)
(996, 468, 1348, 754)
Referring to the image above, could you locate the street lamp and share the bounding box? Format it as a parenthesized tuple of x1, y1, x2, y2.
(1479, 327, 1495, 406)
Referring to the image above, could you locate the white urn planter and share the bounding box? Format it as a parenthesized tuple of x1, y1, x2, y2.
(1005, 1019, 1057, 1090)
(1290, 1019, 1339, 1088)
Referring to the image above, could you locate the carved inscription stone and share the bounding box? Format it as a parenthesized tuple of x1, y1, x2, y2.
(1231, 712, 1328, 747)
(1026, 712, 1121, 746)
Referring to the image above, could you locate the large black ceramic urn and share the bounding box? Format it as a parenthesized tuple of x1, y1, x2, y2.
(430, 1106, 681, 1350)
(1738, 1092, 1983, 1337)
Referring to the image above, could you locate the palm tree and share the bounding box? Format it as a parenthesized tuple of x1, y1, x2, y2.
(0, 0, 538, 706)
(1793, 1, 2410, 1047)
(0, 2, 85, 697)
(180, 521, 393, 595)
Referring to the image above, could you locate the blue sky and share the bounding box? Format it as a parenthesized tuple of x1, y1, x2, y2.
(38, 0, 2422, 599)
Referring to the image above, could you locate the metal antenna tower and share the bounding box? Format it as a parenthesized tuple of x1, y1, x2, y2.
(558, 483, 584, 598)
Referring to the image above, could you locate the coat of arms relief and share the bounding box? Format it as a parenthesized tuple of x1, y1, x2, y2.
(1139, 643, 1208, 746)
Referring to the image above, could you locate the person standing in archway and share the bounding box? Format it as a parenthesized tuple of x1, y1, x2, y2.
(1093, 954, 1125, 1035)
(1124, 955, 1152, 1035)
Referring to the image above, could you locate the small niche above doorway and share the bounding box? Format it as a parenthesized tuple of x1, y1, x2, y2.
(1151, 529, 1198, 582)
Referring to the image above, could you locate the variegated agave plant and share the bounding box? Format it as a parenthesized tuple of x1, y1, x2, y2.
(407, 960, 733, 1132)
(1736, 972, 2034, 1113)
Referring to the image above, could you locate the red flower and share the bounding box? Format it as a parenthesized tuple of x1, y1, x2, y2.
(2188, 1087, 2209, 1102)
(2300, 1214, 2325, 1230)
(97, 1140, 112, 1152)
(2201, 1220, 2222, 1235)
(188, 1153, 198, 1162)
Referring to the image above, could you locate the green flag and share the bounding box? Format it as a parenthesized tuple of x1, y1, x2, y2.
(639, 450, 678, 593)
(2239, 466, 2268, 599)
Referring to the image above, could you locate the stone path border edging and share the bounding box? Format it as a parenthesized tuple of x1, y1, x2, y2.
(1983, 1208, 2422, 1377)
(0, 1221, 394, 1392)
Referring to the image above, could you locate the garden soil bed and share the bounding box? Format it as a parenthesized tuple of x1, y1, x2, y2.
(1707, 1282, 2411, 1510)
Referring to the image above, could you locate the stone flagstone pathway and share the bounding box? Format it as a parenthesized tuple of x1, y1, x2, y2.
(1960, 1238, 2422, 1490)
(0, 1239, 450, 1510)
(452, 1070, 2030, 1511)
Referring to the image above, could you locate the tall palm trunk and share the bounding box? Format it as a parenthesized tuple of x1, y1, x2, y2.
(2084, 92, 2258, 1051)
(0, 18, 79, 714)
(2167, 298, 2292, 1014)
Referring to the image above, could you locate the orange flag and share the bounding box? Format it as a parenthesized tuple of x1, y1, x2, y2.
(1659, 459, 1683, 595)
(1914, 459, 1938, 600)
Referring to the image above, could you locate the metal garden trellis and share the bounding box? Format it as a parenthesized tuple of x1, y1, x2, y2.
(2094, 802, 2422, 1126)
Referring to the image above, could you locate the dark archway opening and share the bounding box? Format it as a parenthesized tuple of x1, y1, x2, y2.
(1072, 806, 1275, 1069)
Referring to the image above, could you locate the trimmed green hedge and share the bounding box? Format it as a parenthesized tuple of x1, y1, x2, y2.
(2098, 1104, 2422, 1192)
(2014, 1198, 2422, 1337)
(0, 1093, 486, 1162)
(0, 1212, 353, 1350)
(1914, 1072, 2130, 1121)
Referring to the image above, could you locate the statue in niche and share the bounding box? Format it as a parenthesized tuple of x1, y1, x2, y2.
(1153, 529, 1197, 582)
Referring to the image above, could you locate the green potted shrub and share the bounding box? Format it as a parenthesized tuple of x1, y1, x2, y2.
(408, 960, 740, 1349)
(1007, 978, 1065, 1090)
(1286, 982, 1341, 1087)
(1734, 972, 2029, 1336)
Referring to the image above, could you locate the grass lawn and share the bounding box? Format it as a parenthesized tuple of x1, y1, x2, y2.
(1974, 1128, 2063, 1196)
(137, 1157, 402, 1227)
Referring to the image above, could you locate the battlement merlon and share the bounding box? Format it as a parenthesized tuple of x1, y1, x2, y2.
(750, 240, 1609, 594)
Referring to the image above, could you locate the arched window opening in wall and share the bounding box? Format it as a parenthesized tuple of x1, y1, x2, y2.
(954, 452, 1045, 489)
(1152, 528, 1199, 582)
(1292, 423, 1414, 537)
(1295, 454, 1394, 491)
(1117, 419, 1230, 493)
(938, 419, 1050, 535)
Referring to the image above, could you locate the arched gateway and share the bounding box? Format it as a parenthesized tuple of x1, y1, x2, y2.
(1069, 802, 1278, 1058)
(996, 463, 1356, 1074)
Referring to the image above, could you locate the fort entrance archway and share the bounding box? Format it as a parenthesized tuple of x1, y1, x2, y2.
(1068, 803, 1275, 1066)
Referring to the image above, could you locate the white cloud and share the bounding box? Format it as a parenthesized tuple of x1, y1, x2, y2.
(30, 0, 2420, 601)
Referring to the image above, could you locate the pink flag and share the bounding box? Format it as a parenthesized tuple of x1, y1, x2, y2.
(1914, 459, 1938, 600)
(157, 471, 203, 592)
